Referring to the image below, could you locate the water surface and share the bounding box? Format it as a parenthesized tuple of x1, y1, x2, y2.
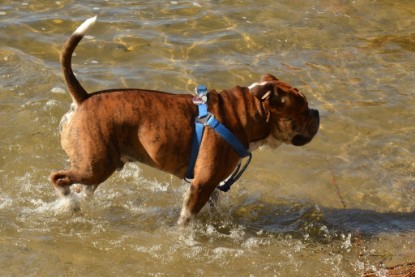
(0, 1, 414, 276)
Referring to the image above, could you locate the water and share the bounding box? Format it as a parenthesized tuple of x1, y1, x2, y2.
(1, 1, 414, 276)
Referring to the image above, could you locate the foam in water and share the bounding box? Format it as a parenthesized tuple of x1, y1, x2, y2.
(23, 193, 81, 216)
(0, 195, 13, 210)
(50, 87, 66, 94)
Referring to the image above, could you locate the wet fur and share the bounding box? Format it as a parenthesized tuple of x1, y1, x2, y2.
(51, 17, 319, 225)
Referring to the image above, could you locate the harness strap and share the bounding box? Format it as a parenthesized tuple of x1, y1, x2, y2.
(218, 153, 252, 192)
(185, 85, 209, 180)
(185, 107, 206, 180)
(205, 115, 250, 158)
(185, 85, 252, 192)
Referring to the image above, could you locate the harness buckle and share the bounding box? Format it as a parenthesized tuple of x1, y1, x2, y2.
(192, 94, 207, 105)
(193, 85, 208, 105)
(195, 84, 208, 95)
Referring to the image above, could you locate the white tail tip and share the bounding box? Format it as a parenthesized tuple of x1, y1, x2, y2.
(73, 16, 97, 36)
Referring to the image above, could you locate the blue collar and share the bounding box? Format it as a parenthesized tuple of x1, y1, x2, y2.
(185, 85, 252, 192)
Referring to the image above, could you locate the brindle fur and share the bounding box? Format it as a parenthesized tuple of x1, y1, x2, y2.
(51, 17, 319, 225)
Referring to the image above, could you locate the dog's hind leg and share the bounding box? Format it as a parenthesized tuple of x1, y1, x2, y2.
(50, 168, 115, 213)
(83, 184, 99, 198)
(50, 170, 78, 196)
(51, 158, 118, 198)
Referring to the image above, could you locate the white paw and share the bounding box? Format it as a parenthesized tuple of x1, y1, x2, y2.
(63, 193, 81, 212)
(177, 206, 193, 226)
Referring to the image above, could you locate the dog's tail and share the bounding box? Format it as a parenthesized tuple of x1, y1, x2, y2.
(60, 16, 97, 106)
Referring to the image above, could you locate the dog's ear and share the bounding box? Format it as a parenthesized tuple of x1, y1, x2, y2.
(250, 81, 289, 110)
(250, 82, 274, 102)
(260, 74, 279, 82)
(250, 74, 280, 102)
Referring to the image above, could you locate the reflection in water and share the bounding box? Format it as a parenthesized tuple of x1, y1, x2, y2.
(0, 0, 414, 276)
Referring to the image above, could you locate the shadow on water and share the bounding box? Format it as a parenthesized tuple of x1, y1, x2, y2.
(204, 198, 415, 242)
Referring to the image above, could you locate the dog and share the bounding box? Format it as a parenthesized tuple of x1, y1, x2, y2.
(51, 16, 319, 225)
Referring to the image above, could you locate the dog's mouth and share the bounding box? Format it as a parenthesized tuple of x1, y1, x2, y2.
(291, 109, 320, 146)
(291, 134, 312, 146)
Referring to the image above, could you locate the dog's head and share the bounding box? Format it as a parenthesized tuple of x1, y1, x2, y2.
(250, 74, 319, 146)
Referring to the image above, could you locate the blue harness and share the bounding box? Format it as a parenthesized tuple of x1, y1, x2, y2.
(185, 85, 252, 192)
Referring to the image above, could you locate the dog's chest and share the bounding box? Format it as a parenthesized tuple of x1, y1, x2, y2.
(249, 135, 282, 151)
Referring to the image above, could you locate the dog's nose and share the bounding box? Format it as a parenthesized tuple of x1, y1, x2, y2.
(291, 109, 320, 146)
(310, 109, 320, 136)
(291, 134, 312, 146)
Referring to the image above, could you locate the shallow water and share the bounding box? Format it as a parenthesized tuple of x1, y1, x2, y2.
(1, 1, 414, 276)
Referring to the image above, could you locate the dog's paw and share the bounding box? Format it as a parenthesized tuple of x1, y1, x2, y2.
(73, 184, 82, 193)
(177, 207, 194, 226)
(62, 193, 81, 213)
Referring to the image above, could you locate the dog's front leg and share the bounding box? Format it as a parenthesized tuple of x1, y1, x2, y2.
(178, 180, 217, 226)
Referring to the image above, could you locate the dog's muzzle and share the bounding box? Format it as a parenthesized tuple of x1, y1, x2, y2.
(291, 109, 320, 146)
